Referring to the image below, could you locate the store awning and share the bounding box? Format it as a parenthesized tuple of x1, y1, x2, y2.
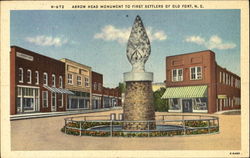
(161, 85, 207, 99)
(43, 85, 74, 95)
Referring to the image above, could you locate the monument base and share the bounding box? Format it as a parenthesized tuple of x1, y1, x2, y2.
(123, 81, 156, 130)
(124, 72, 153, 82)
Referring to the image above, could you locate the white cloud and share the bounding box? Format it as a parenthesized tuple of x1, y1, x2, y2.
(185, 35, 236, 50)
(185, 36, 205, 45)
(25, 35, 68, 47)
(94, 25, 167, 44)
(94, 25, 131, 44)
(146, 27, 167, 41)
(205, 35, 236, 50)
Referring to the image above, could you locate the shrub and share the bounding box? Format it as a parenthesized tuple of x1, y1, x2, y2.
(62, 120, 219, 137)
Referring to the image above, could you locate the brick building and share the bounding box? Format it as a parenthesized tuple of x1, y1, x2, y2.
(91, 71, 103, 109)
(10, 46, 73, 115)
(109, 87, 122, 107)
(102, 87, 122, 108)
(162, 50, 240, 114)
(60, 58, 92, 110)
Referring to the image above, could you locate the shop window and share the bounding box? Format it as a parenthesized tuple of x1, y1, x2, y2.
(18, 68, 23, 83)
(27, 69, 32, 84)
(35, 71, 39, 85)
(23, 98, 34, 110)
(77, 76, 82, 86)
(193, 98, 207, 110)
(42, 91, 48, 107)
(169, 98, 181, 110)
(172, 69, 183, 82)
(68, 74, 73, 85)
(190, 66, 202, 80)
(71, 98, 78, 108)
(79, 99, 85, 108)
(86, 100, 90, 109)
(58, 94, 63, 107)
(43, 73, 48, 85)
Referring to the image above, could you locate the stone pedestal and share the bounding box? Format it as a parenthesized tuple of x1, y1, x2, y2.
(123, 81, 156, 130)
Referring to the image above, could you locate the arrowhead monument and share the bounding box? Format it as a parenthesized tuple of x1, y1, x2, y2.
(123, 15, 156, 130)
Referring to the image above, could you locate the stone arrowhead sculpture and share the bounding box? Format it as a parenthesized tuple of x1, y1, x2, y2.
(126, 15, 151, 72)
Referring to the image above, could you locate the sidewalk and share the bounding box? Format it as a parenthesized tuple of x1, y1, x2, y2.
(214, 109, 241, 115)
(10, 107, 122, 121)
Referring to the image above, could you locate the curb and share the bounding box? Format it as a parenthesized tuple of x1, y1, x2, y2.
(10, 107, 122, 121)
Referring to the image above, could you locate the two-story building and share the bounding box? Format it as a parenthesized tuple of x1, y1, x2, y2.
(102, 87, 121, 108)
(162, 50, 240, 114)
(91, 71, 103, 109)
(216, 65, 241, 111)
(60, 58, 92, 110)
(10, 46, 73, 115)
(10, 46, 122, 115)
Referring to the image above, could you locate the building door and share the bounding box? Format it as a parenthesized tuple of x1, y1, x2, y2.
(182, 99, 192, 113)
(220, 99, 223, 111)
(51, 93, 57, 112)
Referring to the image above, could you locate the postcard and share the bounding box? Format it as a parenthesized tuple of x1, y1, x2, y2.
(0, 0, 249, 158)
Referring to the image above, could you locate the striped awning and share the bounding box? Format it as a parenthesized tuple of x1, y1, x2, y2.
(43, 85, 74, 95)
(161, 85, 207, 99)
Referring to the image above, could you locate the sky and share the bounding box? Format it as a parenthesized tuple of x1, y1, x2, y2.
(11, 10, 240, 88)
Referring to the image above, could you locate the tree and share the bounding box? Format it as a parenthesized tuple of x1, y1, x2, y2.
(118, 82, 126, 93)
(153, 87, 168, 112)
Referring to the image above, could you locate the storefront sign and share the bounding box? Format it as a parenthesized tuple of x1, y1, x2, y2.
(16, 52, 34, 61)
(80, 69, 89, 76)
(68, 65, 78, 73)
(218, 95, 227, 99)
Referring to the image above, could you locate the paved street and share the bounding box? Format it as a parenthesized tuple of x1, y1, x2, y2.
(11, 109, 241, 150)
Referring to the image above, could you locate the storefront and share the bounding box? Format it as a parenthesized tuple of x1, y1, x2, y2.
(216, 95, 240, 111)
(92, 94, 102, 109)
(103, 95, 111, 108)
(111, 97, 117, 107)
(162, 85, 208, 113)
(67, 91, 90, 110)
(17, 86, 40, 113)
(43, 85, 74, 112)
